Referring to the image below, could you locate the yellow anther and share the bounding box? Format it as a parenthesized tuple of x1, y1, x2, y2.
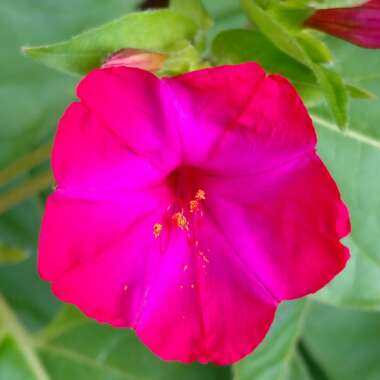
(172, 212, 189, 230)
(153, 223, 163, 238)
(195, 189, 206, 200)
(189, 199, 199, 213)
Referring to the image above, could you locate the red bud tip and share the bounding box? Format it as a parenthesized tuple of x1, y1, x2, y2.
(102, 48, 168, 72)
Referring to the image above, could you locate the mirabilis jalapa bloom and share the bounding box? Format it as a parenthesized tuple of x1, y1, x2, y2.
(39, 62, 350, 365)
(305, 0, 380, 48)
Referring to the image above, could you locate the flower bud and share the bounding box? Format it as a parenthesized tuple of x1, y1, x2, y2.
(305, 0, 380, 48)
(102, 48, 167, 72)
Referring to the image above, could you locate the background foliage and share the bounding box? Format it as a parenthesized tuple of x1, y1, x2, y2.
(1, 0, 379, 379)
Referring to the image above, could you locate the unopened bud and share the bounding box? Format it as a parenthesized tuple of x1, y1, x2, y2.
(102, 48, 167, 72)
(305, 0, 380, 49)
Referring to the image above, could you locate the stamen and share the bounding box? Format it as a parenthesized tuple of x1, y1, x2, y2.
(172, 212, 189, 230)
(189, 200, 199, 213)
(195, 189, 206, 200)
(153, 223, 163, 238)
(189, 189, 206, 213)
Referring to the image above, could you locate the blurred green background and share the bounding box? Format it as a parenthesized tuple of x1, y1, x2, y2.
(1, 1, 380, 379)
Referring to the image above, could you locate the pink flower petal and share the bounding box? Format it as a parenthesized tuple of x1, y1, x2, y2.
(76, 67, 180, 173)
(136, 229, 276, 365)
(164, 63, 267, 166)
(201, 154, 350, 301)
(39, 187, 170, 282)
(50, 212, 162, 327)
(167, 67, 316, 175)
(53, 102, 165, 191)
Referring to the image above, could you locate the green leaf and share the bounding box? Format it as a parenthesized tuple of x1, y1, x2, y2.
(160, 40, 206, 75)
(0, 200, 59, 330)
(310, 0, 365, 8)
(312, 65, 349, 128)
(296, 31, 332, 63)
(288, 0, 361, 8)
(203, 0, 247, 40)
(346, 83, 377, 99)
(23, 9, 198, 76)
(267, 2, 313, 31)
(240, 0, 348, 128)
(0, 0, 141, 167)
(0, 143, 51, 187)
(233, 300, 311, 380)
(0, 295, 231, 380)
(303, 303, 380, 380)
(211, 29, 359, 108)
(0, 243, 29, 265)
(0, 336, 42, 380)
(0, 294, 50, 380)
(212, 29, 312, 80)
(240, 0, 310, 65)
(170, 0, 213, 31)
(0, 170, 53, 216)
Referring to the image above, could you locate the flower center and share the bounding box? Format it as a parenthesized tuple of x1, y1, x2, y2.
(152, 167, 206, 242)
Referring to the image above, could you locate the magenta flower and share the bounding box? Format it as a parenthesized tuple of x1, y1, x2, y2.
(305, 0, 380, 48)
(38, 63, 350, 364)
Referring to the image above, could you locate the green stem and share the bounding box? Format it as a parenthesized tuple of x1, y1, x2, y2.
(0, 143, 51, 187)
(0, 293, 50, 380)
(0, 170, 53, 215)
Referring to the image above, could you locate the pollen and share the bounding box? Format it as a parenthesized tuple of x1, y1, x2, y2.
(189, 189, 206, 213)
(172, 212, 189, 230)
(195, 189, 206, 200)
(153, 223, 163, 238)
(183, 264, 189, 271)
(189, 200, 199, 213)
